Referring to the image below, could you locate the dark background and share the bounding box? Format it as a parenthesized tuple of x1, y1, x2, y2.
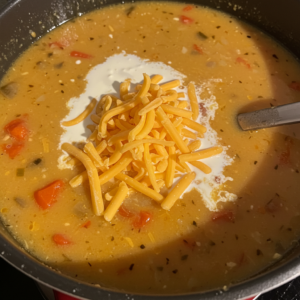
(0, 0, 300, 299)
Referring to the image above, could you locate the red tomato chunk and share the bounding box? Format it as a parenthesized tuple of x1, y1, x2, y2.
(34, 180, 64, 210)
(4, 118, 28, 141)
(52, 234, 72, 245)
(180, 15, 194, 24)
(2, 143, 24, 159)
(211, 211, 235, 222)
(118, 206, 135, 218)
(70, 51, 93, 59)
(183, 5, 193, 11)
(132, 211, 152, 229)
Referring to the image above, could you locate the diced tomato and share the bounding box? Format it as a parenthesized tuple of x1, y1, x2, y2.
(52, 234, 72, 245)
(81, 220, 91, 228)
(211, 211, 235, 222)
(70, 51, 93, 59)
(34, 180, 64, 210)
(236, 57, 251, 69)
(2, 143, 24, 159)
(180, 15, 194, 24)
(132, 211, 152, 229)
(183, 5, 193, 11)
(118, 206, 135, 218)
(289, 82, 300, 91)
(4, 118, 28, 141)
(193, 44, 203, 54)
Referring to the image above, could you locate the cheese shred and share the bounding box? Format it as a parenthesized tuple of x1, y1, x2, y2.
(61, 73, 223, 222)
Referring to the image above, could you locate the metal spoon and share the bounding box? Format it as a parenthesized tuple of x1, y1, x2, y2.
(237, 102, 300, 131)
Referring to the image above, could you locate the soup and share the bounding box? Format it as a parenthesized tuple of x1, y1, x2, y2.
(1, 1, 300, 294)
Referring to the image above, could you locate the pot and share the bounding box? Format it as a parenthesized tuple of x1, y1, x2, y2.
(1, 0, 300, 299)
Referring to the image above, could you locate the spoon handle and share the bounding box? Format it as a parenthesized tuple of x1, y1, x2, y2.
(237, 102, 300, 131)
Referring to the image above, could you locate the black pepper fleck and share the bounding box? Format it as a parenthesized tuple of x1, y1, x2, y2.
(181, 255, 188, 260)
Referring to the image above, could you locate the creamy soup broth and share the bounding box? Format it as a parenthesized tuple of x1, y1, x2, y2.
(1, 1, 300, 294)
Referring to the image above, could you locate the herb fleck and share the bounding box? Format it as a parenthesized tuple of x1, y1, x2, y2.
(254, 161, 257, 165)
(181, 254, 188, 261)
(126, 6, 135, 17)
(273, 54, 279, 59)
(274, 165, 278, 170)
(172, 269, 178, 274)
(192, 221, 197, 226)
(33, 158, 42, 165)
(140, 244, 145, 249)
(129, 263, 134, 270)
(256, 249, 263, 256)
(197, 31, 208, 40)
(166, 258, 169, 265)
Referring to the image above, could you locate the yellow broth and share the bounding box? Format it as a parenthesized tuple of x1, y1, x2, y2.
(1, 1, 300, 294)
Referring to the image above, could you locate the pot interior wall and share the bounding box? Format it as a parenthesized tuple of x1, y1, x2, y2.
(1, 0, 300, 299)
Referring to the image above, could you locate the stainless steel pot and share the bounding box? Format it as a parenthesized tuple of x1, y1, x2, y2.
(1, 0, 300, 299)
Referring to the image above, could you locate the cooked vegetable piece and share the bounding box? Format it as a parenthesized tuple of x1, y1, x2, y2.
(70, 51, 93, 58)
(33, 158, 42, 165)
(183, 5, 193, 11)
(52, 234, 72, 245)
(180, 15, 193, 24)
(14, 197, 26, 208)
(4, 118, 28, 141)
(54, 62, 64, 69)
(49, 41, 65, 48)
(118, 206, 135, 218)
(34, 180, 64, 210)
(16, 168, 24, 177)
(81, 220, 91, 228)
(211, 211, 235, 222)
(2, 143, 25, 159)
(197, 31, 208, 40)
(132, 211, 152, 229)
(193, 44, 203, 54)
(0, 82, 19, 99)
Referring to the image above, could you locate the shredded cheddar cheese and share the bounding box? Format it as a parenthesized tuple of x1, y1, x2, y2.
(62, 73, 225, 220)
